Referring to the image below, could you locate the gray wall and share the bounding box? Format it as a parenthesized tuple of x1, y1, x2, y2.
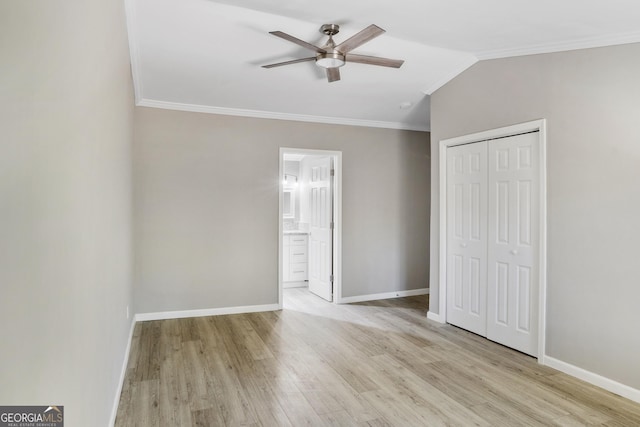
(133, 107, 430, 313)
(430, 43, 640, 389)
(0, 0, 134, 424)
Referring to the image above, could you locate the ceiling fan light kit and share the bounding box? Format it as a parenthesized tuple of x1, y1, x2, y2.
(263, 23, 404, 83)
(315, 53, 346, 69)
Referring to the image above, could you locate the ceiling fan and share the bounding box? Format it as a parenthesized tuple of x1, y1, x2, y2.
(262, 24, 404, 83)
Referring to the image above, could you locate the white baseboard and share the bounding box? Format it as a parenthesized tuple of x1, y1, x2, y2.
(135, 303, 281, 322)
(338, 288, 429, 304)
(109, 317, 136, 427)
(283, 282, 308, 289)
(543, 355, 640, 404)
(427, 310, 445, 323)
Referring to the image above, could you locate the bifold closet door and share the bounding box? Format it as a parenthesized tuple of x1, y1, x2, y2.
(486, 132, 539, 357)
(446, 141, 488, 336)
(446, 132, 539, 357)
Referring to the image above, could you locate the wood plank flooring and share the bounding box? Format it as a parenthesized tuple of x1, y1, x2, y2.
(115, 288, 640, 426)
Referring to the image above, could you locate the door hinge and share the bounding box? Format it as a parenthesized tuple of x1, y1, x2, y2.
(330, 168, 335, 177)
(330, 221, 334, 230)
(329, 274, 334, 282)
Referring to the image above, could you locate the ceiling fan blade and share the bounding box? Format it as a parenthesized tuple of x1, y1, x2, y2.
(269, 31, 326, 54)
(346, 54, 404, 68)
(335, 24, 385, 54)
(327, 67, 340, 83)
(262, 57, 316, 69)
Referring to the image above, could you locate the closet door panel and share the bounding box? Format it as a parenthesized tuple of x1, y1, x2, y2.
(446, 141, 488, 336)
(486, 132, 539, 357)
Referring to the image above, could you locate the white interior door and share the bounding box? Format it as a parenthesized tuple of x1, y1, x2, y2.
(446, 142, 488, 336)
(445, 132, 540, 357)
(308, 156, 333, 301)
(486, 132, 539, 356)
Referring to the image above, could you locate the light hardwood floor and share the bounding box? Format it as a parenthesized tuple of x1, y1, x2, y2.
(115, 288, 640, 426)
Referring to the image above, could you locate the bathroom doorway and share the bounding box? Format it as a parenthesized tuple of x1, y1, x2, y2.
(279, 148, 342, 307)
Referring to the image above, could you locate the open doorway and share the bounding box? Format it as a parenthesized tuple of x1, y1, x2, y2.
(278, 148, 342, 307)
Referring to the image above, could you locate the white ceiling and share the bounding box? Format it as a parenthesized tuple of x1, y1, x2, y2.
(126, 0, 640, 131)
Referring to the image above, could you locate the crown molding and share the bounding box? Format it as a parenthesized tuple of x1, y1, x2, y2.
(476, 31, 640, 60)
(137, 99, 430, 132)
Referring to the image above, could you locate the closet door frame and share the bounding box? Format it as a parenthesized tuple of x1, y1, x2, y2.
(436, 119, 548, 361)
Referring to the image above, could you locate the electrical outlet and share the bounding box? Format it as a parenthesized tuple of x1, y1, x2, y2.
(126, 305, 130, 320)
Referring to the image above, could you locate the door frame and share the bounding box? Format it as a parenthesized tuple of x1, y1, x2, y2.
(278, 147, 343, 307)
(435, 119, 547, 360)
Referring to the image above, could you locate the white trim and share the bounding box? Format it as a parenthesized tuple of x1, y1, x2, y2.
(278, 152, 284, 309)
(283, 282, 308, 289)
(537, 120, 548, 360)
(543, 356, 640, 404)
(134, 303, 280, 322)
(123, 0, 143, 104)
(421, 57, 478, 95)
(332, 153, 343, 304)
(476, 31, 640, 60)
(339, 288, 429, 304)
(137, 99, 430, 132)
(437, 119, 548, 359)
(109, 318, 136, 427)
(439, 120, 546, 147)
(279, 148, 343, 305)
(438, 135, 448, 320)
(427, 311, 445, 323)
(283, 153, 305, 161)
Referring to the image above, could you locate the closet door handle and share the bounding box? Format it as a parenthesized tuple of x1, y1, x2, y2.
(510, 249, 518, 255)
(460, 243, 468, 248)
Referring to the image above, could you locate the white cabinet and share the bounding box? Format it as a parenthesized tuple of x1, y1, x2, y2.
(283, 234, 308, 285)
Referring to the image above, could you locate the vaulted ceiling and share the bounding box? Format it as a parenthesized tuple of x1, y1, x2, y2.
(126, 0, 640, 131)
